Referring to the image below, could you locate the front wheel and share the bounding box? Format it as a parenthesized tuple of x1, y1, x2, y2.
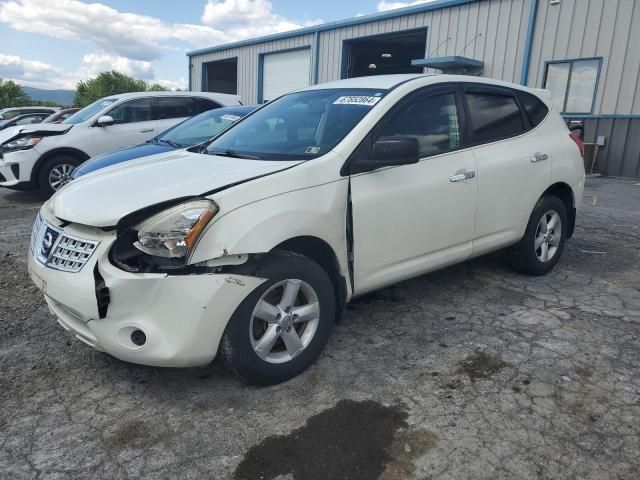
(37, 155, 81, 198)
(509, 194, 567, 276)
(220, 251, 335, 385)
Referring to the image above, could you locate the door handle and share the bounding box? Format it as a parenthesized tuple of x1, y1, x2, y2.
(530, 152, 549, 162)
(449, 170, 476, 182)
(139, 128, 155, 133)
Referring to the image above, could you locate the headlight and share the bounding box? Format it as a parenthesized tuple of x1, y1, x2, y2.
(2, 136, 42, 153)
(129, 199, 217, 263)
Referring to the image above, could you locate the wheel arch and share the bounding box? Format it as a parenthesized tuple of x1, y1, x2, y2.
(272, 235, 348, 323)
(31, 147, 90, 186)
(542, 182, 576, 238)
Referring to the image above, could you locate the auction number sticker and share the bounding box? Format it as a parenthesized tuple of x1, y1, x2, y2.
(333, 96, 381, 106)
(221, 114, 241, 121)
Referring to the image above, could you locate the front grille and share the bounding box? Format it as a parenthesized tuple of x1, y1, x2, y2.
(31, 214, 99, 273)
(48, 236, 98, 272)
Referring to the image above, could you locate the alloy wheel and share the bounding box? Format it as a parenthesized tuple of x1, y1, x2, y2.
(249, 279, 320, 364)
(535, 209, 562, 262)
(48, 164, 76, 191)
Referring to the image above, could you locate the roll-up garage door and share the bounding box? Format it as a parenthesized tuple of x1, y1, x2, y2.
(262, 48, 311, 102)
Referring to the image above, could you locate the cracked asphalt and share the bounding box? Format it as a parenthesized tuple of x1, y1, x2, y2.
(1, 176, 639, 479)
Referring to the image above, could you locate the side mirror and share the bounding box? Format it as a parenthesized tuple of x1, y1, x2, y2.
(96, 115, 114, 127)
(350, 136, 420, 174)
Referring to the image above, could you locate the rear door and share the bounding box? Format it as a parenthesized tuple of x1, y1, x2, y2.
(155, 97, 202, 134)
(349, 86, 478, 294)
(89, 98, 157, 156)
(464, 85, 552, 256)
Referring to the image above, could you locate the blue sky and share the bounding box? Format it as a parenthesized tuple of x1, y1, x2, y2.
(0, 0, 426, 90)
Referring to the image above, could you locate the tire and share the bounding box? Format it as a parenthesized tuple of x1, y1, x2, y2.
(509, 194, 567, 276)
(37, 155, 82, 198)
(220, 250, 335, 385)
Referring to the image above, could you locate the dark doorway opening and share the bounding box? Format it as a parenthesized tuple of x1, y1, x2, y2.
(204, 58, 238, 94)
(343, 29, 427, 79)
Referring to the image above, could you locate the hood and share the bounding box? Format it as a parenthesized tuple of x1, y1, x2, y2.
(72, 142, 174, 178)
(49, 150, 302, 227)
(0, 122, 71, 145)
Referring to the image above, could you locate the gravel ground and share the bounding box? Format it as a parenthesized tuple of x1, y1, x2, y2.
(0, 177, 639, 480)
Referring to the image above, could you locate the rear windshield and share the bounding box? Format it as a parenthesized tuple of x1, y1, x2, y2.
(205, 88, 387, 161)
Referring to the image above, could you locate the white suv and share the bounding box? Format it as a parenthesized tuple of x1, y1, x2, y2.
(28, 75, 584, 384)
(0, 91, 240, 196)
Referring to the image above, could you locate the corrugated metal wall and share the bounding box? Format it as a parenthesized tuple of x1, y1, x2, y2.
(188, 0, 640, 177)
(190, 0, 532, 103)
(190, 33, 316, 101)
(584, 118, 640, 178)
(526, 0, 640, 176)
(317, 0, 531, 84)
(527, 0, 640, 115)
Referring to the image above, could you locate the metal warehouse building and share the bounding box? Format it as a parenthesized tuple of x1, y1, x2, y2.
(187, 0, 640, 178)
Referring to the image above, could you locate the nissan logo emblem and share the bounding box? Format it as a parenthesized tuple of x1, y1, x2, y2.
(41, 232, 54, 255)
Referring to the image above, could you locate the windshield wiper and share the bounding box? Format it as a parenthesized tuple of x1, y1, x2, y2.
(208, 149, 263, 160)
(157, 138, 183, 148)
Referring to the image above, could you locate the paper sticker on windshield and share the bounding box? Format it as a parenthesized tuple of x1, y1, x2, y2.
(221, 114, 241, 121)
(305, 146, 321, 154)
(333, 96, 381, 106)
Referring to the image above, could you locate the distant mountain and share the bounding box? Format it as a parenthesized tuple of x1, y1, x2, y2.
(20, 86, 75, 106)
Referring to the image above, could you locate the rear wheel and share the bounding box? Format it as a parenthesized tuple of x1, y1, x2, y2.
(509, 194, 567, 275)
(37, 155, 81, 198)
(220, 251, 335, 385)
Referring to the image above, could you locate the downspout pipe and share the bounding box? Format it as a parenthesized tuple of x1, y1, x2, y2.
(520, 0, 539, 85)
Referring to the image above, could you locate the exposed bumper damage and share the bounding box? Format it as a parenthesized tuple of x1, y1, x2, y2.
(28, 211, 267, 367)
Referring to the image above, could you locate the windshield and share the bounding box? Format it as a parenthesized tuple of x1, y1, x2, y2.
(158, 108, 249, 147)
(206, 88, 387, 160)
(63, 98, 118, 124)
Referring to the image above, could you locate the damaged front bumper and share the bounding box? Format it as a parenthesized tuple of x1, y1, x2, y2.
(28, 211, 266, 367)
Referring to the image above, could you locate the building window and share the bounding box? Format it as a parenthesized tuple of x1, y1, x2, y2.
(544, 58, 602, 114)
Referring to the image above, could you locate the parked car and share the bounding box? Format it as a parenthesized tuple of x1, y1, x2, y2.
(72, 105, 257, 179)
(0, 106, 57, 120)
(0, 91, 240, 196)
(28, 74, 584, 385)
(0, 112, 49, 130)
(42, 108, 81, 124)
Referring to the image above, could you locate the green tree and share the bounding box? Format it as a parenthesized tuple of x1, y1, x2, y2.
(74, 70, 149, 107)
(0, 79, 31, 108)
(147, 83, 168, 92)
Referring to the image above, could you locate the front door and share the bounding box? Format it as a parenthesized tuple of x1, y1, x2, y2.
(349, 88, 478, 294)
(89, 98, 157, 157)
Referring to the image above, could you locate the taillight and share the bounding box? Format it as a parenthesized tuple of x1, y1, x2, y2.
(569, 132, 584, 158)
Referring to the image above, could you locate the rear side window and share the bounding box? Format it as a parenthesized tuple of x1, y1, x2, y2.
(156, 97, 197, 120)
(465, 92, 524, 143)
(196, 98, 221, 114)
(518, 91, 549, 127)
(378, 92, 461, 158)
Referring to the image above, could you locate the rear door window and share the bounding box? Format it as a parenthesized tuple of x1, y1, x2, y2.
(465, 90, 525, 143)
(155, 97, 197, 120)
